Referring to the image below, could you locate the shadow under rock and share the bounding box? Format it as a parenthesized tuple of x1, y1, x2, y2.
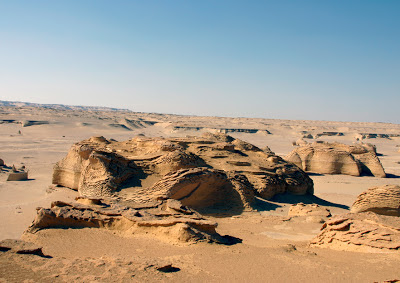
(306, 172, 325, 176)
(251, 197, 283, 212)
(386, 173, 400, 179)
(270, 193, 350, 210)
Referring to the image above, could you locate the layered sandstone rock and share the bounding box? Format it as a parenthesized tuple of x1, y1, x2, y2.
(25, 199, 239, 245)
(310, 212, 400, 252)
(285, 142, 386, 177)
(53, 133, 313, 205)
(351, 185, 400, 216)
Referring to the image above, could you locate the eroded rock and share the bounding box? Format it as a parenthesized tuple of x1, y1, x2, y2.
(285, 142, 386, 177)
(52, 133, 313, 204)
(310, 212, 400, 252)
(288, 203, 331, 217)
(351, 185, 400, 216)
(25, 199, 240, 245)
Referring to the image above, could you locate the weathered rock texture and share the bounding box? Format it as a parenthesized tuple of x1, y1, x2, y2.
(53, 133, 313, 207)
(351, 185, 400, 216)
(25, 199, 239, 245)
(288, 203, 331, 218)
(310, 212, 400, 252)
(285, 142, 386, 177)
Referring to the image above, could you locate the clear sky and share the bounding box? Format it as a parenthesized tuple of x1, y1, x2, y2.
(0, 1, 399, 123)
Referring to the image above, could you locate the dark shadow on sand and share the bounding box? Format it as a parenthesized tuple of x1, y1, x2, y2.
(271, 193, 349, 210)
(306, 172, 325, 176)
(386, 173, 400, 179)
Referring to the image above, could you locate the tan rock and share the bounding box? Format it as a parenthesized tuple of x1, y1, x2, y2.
(351, 185, 400, 216)
(25, 199, 240, 245)
(7, 171, 28, 181)
(285, 142, 386, 177)
(310, 212, 400, 252)
(288, 203, 331, 218)
(52, 133, 313, 205)
(0, 239, 45, 256)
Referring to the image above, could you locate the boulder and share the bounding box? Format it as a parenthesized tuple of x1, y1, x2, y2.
(52, 134, 313, 205)
(285, 142, 386, 177)
(25, 199, 240, 245)
(310, 212, 400, 252)
(351, 185, 400, 216)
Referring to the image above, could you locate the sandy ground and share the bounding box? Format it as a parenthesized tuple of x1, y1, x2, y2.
(1, 105, 400, 282)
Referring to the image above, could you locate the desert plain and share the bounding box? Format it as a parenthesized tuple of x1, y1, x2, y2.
(0, 101, 400, 282)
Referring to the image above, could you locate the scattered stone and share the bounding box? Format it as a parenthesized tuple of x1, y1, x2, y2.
(351, 185, 400, 216)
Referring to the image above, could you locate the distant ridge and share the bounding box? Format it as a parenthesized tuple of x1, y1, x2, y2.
(0, 100, 131, 112)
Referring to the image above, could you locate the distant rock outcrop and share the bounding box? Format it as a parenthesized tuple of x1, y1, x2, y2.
(310, 212, 400, 252)
(351, 185, 400, 216)
(52, 133, 313, 209)
(285, 142, 386, 177)
(25, 199, 240, 245)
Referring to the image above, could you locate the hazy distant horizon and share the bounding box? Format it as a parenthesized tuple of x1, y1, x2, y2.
(1, 1, 399, 123)
(2, 99, 399, 125)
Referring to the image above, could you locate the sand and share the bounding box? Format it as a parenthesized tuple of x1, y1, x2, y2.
(1, 104, 400, 282)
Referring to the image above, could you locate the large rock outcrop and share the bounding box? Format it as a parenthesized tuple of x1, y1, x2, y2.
(25, 198, 240, 245)
(310, 212, 400, 252)
(351, 185, 400, 216)
(285, 142, 386, 177)
(53, 133, 313, 207)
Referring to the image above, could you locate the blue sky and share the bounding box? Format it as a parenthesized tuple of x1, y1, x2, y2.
(0, 1, 399, 122)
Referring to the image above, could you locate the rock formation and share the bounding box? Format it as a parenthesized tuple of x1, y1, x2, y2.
(288, 203, 331, 218)
(351, 185, 400, 216)
(0, 239, 45, 257)
(52, 133, 313, 206)
(25, 198, 240, 245)
(310, 212, 400, 252)
(285, 142, 386, 177)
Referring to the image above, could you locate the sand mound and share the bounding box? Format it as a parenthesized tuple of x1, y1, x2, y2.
(310, 212, 400, 252)
(52, 133, 313, 207)
(24, 198, 239, 245)
(351, 185, 400, 216)
(285, 142, 386, 177)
